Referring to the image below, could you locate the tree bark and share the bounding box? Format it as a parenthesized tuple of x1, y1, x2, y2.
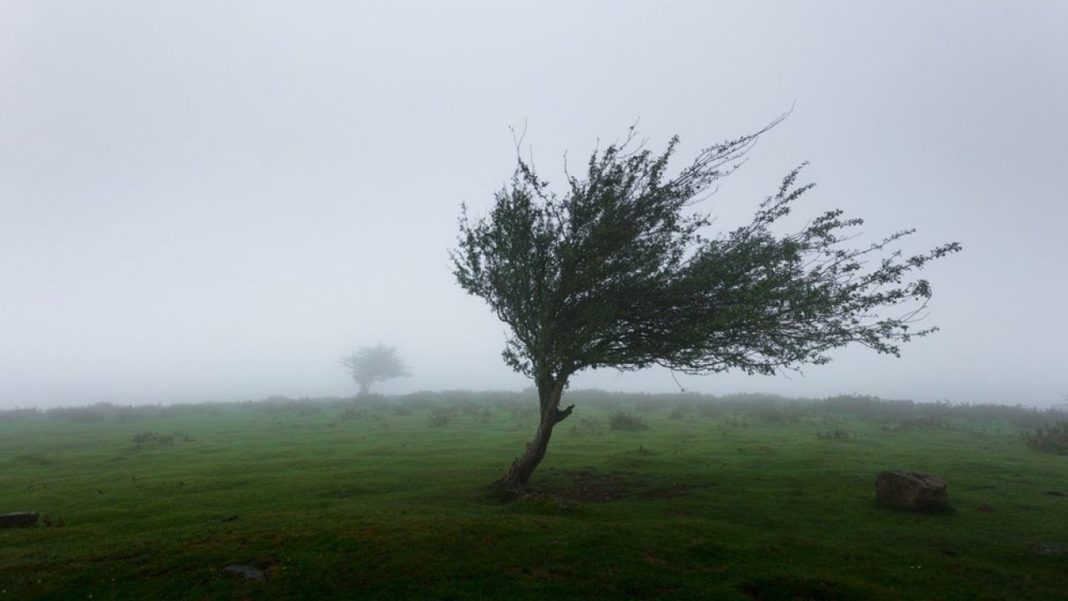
(489, 378, 574, 498)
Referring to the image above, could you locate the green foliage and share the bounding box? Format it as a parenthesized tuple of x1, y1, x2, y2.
(452, 121, 960, 384)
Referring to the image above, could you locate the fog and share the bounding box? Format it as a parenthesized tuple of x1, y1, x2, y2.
(2, 1, 1066, 408)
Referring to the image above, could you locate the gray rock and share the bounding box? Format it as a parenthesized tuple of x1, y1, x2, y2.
(0, 512, 38, 529)
(223, 564, 265, 582)
(875, 471, 951, 512)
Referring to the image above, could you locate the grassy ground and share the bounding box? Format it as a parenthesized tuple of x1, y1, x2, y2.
(1, 394, 1066, 600)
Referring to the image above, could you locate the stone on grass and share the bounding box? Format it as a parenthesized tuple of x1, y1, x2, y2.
(875, 471, 951, 512)
(223, 564, 265, 582)
(0, 512, 38, 529)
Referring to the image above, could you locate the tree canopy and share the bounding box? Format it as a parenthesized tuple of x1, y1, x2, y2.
(340, 344, 409, 396)
(452, 121, 960, 494)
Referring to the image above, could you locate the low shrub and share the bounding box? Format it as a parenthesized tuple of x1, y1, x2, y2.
(428, 408, 453, 427)
(609, 411, 649, 431)
(131, 431, 192, 447)
(1023, 422, 1068, 454)
(133, 431, 174, 445)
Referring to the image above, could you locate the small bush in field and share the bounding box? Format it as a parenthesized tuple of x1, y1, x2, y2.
(133, 431, 173, 445)
(428, 408, 453, 427)
(1023, 422, 1068, 454)
(131, 431, 191, 448)
(609, 411, 649, 431)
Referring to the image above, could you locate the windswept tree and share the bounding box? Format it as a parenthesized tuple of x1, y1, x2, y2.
(452, 120, 960, 495)
(340, 344, 409, 396)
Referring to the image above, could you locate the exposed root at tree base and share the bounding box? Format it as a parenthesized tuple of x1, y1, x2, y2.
(485, 478, 531, 502)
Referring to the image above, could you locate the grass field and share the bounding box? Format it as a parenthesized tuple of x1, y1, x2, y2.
(1, 392, 1066, 600)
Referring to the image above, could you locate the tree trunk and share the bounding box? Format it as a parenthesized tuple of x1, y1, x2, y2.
(358, 381, 371, 397)
(489, 378, 574, 498)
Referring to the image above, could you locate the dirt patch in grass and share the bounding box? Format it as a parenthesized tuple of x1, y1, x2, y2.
(639, 482, 709, 500)
(539, 470, 641, 503)
(535, 471, 710, 503)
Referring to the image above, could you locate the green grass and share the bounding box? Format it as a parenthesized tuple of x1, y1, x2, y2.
(1, 396, 1066, 600)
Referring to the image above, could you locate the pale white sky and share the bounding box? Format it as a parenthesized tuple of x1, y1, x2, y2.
(1, 1, 1066, 407)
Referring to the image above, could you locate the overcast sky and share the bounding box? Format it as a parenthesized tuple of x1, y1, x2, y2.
(2, 1, 1066, 408)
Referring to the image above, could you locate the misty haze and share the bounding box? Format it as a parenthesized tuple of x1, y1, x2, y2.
(1, 2, 1066, 599)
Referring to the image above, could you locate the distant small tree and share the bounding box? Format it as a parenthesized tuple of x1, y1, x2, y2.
(340, 345, 409, 396)
(452, 120, 960, 495)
